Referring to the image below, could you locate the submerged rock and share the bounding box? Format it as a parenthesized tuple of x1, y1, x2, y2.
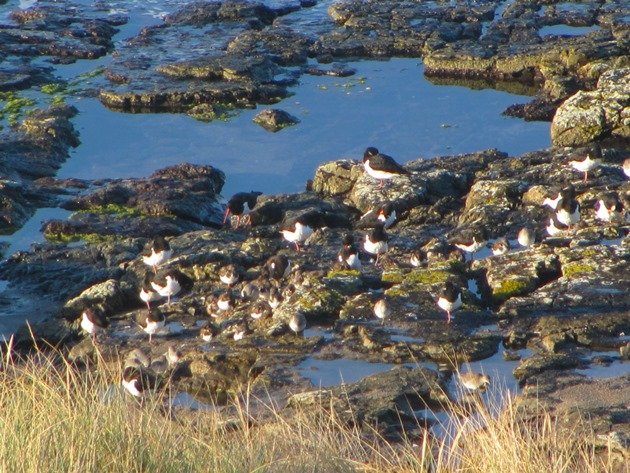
(252, 108, 300, 132)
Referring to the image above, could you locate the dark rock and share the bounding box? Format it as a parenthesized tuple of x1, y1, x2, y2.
(252, 108, 300, 132)
(287, 365, 447, 439)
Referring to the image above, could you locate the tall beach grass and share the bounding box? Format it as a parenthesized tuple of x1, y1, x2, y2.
(0, 347, 620, 472)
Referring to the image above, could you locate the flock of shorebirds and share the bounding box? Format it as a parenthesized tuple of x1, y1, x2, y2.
(77, 146, 630, 398)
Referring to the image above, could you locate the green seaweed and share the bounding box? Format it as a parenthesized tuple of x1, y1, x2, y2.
(41, 83, 66, 95)
(78, 203, 144, 218)
(405, 269, 452, 285)
(492, 278, 533, 302)
(562, 262, 596, 279)
(44, 232, 117, 244)
(326, 269, 361, 279)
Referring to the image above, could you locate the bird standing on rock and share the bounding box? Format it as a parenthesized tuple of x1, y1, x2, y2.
(139, 272, 162, 310)
(437, 281, 462, 323)
(219, 264, 240, 287)
(490, 237, 510, 256)
(142, 236, 172, 273)
(517, 227, 535, 248)
(280, 210, 325, 251)
(137, 310, 166, 343)
(449, 226, 487, 261)
(363, 225, 388, 266)
(569, 144, 601, 182)
(265, 254, 291, 280)
(289, 312, 307, 335)
(80, 307, 109, 342)
(373, 297, 391, 325)
(150, 270, 190, 305)
(363, 147, 409, 188)
(556, 194, 580, 229)
(594, 192, 623, 223)
(358, 203, 397, 229)
(223, 191, 262, 227)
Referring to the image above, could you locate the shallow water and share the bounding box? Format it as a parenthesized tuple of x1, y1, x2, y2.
(539, 24, 600, 36)
(297, 357, 433, 388)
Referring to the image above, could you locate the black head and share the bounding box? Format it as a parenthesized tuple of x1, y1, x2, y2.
(363, 147, 379, 162)
(342, 234, 355, 247)
(441, 281, 461, 300)
(152, 236, 170, 252)
(368, 225, 387, 242)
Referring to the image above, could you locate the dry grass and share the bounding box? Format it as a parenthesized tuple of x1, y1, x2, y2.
(0, 346, 620, 473)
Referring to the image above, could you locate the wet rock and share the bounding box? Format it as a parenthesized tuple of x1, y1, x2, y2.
(287, 365, 447, 439)
(472, 246, 561, 305)
(61, 163, 226, 231)
(513, 352, 586, 385)
(252, 108, 300, 132)
(551, 67, 630, 146)
(62, 278, 135, 320)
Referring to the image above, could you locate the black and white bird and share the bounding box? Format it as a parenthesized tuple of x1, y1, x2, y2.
(137, 310, 166, 343)
(546, 213, 570, 236)
(216, 291, 235, 313)
(517, 227, 535, 248)
(232, 320, 250, 341)
(265, 254, 291, 280)
(409, 247, 427, 267)
(338, 234, 362, 270)
(569, 144, 601, 182)
(219, 264, 240, 287)
(450, 226, 487, 261)
(373, 297, 391, 325)
(358, 203, 397, 229)
(490, 237, 510, 256)
(80, 307, 109, 341)
(139, 272, 162, 310)
(150, 270, 184, 305)
(280, 210, 325, 251)
(122, 366, 154, 398)
(289, 312, 307, 335)
(437, 281, 462, 323)
(363, 225, 388, 266)
(223, 191, 262, 227)
(543, 184, 575, 210)
(556, 194, 580, 229)
(594, 192, 623, 223)
(363, 147, 409, 188)
(142, 236, 172, 273)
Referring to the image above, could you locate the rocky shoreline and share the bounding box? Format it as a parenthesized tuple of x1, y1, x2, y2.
(0, 0, 629, 466)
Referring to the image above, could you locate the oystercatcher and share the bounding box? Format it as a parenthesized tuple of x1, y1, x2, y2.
(556, 194, 580, 229)
(358, 203, 397, 229)
(450, 226, 487, 261)
(594, 192, 623, 223)
(373, 297, 391, 325)
(569, 144, 601, 182)
(363, 225, 388, 266)
(437, 281, 462, 323)
(137, 310, 166, 343)
(409, 247, 427, 267)
(150, 270, 183, 305)
(280, 210, 325, 251)
(142, 236, 172, 273)
(265, 254, 291, 280)
(363, 147, 409, 188)
(543, 184, 575, 210)
(223, 191, 262, 227)
(80, 307, 109, 341)
(139, 272, 162, 310)
(337, 234, 362, 270)
(122, 366, 154, 398)
(546, 213, 569, 236)
(289, 312, 307, 335)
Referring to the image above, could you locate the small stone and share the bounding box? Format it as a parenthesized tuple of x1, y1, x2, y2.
(253, 109, 299, 132)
